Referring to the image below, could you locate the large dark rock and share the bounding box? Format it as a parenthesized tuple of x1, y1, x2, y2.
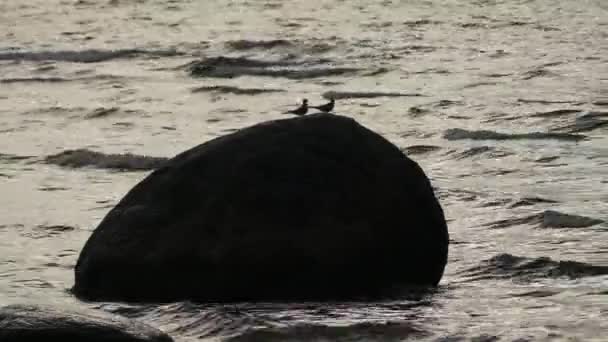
(73, 113, 449, 302)
(0, 304, 173, 342)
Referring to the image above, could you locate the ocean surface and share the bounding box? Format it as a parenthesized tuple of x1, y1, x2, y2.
(1, 0, 607, 341)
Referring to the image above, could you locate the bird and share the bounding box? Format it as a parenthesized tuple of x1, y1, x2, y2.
(311, 97, 335, 113)
(284, 99, 308, 115)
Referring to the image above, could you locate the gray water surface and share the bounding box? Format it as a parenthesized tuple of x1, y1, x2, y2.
(1, 0, 607, 341)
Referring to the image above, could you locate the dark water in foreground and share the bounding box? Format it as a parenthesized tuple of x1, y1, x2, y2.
(1, 0, 607, 341)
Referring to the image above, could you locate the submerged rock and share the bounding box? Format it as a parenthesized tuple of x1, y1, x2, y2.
(0, 304, 173, 342)
(73, 113, 449, 302)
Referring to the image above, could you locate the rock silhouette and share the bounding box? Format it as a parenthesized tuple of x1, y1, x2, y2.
(73, 113, 449, 303)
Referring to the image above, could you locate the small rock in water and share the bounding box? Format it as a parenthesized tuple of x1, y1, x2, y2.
(0, 304, 173, 342)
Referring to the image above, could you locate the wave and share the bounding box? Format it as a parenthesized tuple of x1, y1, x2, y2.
(403, 19, 442, 27)
(191, 85, 285, 95)
(0, 48, 182, 63)
(44, 149, 167, 171)
(225, 39, 293, 50)
(433, 99, 464, 108)
(21, 105, 139, 119)
(508, 197, 559, 209)
(461, 253, 608, 282)
(435, 188, 484, 202)
(517, 98, 584, 105)
(593, 100, 608, 106)
(540, 210, 604, 228)
(462, 81, 499, 89)
(188, 56, 295, 68)
(99, 301, 428, 342)
(559, 121, 608, 134)
(484, 210, 604, 229)
(530, 109, 581, 118)
(402, 145, 442, 155)
(451, 146, 513, 160)
(187, 56, 375, 79)
(443, 128, 586, 141)
(552, 111, 608, 133)
(577, 111, 608, 119)
(224, 39, 337, 54)
(1, 75, 125, 84)
(322, 91, 423, 100)
(228, 321, 426, 342)
(86, 107, 120, 119)
(26, 224, 77, 239)
(4, 223, 78, 239)
(0, 153, 35, 162)
(533, 156, 560, 163)
(407, 106, 431, 116)
(0, 77, 69, 84)
(100, 302, 281, 340)
(521, 68, 558, 80)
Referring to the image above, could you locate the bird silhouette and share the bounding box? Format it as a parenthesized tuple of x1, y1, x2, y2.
(311, 97, 335, 113)
(284, 99, 308, 115)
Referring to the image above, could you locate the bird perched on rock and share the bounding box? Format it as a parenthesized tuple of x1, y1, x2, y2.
(284, 99, 308, 115)
(311, 97, 335, 113)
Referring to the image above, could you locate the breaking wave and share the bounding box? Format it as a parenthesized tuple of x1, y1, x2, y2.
(44, 149, 167, 171)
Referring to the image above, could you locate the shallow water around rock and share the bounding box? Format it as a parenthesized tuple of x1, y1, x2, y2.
(0, 0, 607, 341)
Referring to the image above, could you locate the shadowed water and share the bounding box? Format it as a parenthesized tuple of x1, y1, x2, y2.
(0, 0, 607, 341)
